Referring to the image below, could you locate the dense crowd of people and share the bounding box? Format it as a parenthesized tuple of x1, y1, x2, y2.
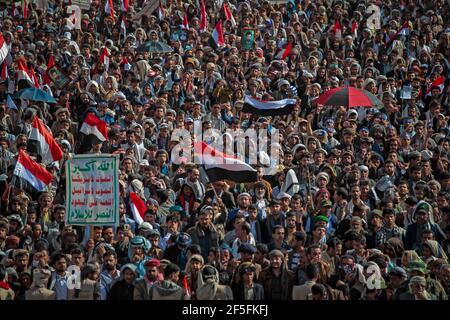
(0, 0, 449, 300)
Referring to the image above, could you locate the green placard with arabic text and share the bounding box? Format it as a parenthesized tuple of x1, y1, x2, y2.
(65, 155, 119, 226)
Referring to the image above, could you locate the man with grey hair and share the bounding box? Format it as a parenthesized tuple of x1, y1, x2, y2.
(399, 275, 437, 300)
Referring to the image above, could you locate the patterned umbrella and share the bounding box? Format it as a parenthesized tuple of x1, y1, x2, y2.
(315, 86, 382, 108)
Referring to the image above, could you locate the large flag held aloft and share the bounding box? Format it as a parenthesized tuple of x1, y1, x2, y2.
(13, 150, 53, 191)
(242, 95, 297, 116)
(80, 113, 109, 142)
(194, 141, 257, 183)
(29, 117, 63, 164)
(129, 192, 147, 225)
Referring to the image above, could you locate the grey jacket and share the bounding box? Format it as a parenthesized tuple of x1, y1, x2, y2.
(149, 280, 186, 300)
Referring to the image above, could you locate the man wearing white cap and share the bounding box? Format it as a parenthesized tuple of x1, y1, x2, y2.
(277, 192, 292, 214)
(315, 172, 329, 190)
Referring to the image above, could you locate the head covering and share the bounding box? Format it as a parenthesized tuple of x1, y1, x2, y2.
(176, 233, 192, 247)
(389, 266, 408, 279)
(320, 200, 332, 208)
(144, 258, 161, 267)
(314, 215, 329, 223)
(407, 260, 429, 275)
(30, 268, 51, 289)
(190, 254, 204, 264)
(128, 236, 151, 260)
(130, 179, 145, 200)
(316, 172, 329, 183)
(8, 214, 23, 228)
(269, 249, 284, 259)
(280, 169, 300, 196)
(277, 192, 292, 200)
(369, 209, 383, 220)
(238, 262, 257, 276)
(197, 265, 220, 300)
(120, 263, 138, 276)
(409, 275, 427, 287)
(237, 192, 251, 199)
(238, 243, 257, 254)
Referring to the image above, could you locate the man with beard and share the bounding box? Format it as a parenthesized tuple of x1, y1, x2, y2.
(252, 181, 270, 220)
(187, 206, 221, 261)
(258, 249, 295, 300)
(134, 259, 161, 300)
(227, 193, 252, 228)
(405, 203, 445, 250)
(99, 251, 120, 300)
(337, 129, 356, 154)
(48, 253, 70, 300)
(73, 92, 94, 126)
(264, 200, 286, 243)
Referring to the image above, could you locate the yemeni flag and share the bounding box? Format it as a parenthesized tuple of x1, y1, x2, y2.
(105, 0, 115, 22)
(181, 13, 189, 30)
(209, 20, 224, 49)
(43, 54, 55, 85)
(386, 21, 409, 45)
(120, 17, 127, 41)
(223, 3, 236, 28)
(121, 0, 129, 12)
(275, 41, 292, 61)
(333, 20, 342, 39)
(65, 10, 77, 30)
(194, 141, 257, 183)
(28, 117, 63, 164)
(93, 47, 109, 74)
(120, 56, 131, 71)
(0, 32, 8, 65)
(80, 113, 109, 142)
(182, 275, 191, 297)
(70, 10, 80, 30)
(22, 0, 28, 19)
(12, 2, 19, 17)
(351, 21, 358, 38)
(100, 47, 110, 71)
(17, 57, 33, 84)
(1, 62, 8, 81)
(29, 67, 40, 88)
(199, 0, 207, 33)
(242, 95, 296, 116)
(426, 76, 445, 95)
(158, 1, 164, 21)
(13, 150, 53, 192)
(129, 192, 147, 225)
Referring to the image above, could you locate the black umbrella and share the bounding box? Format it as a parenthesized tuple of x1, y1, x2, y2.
(137, 41, 174, 53)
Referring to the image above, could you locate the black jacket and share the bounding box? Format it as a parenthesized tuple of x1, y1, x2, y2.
(164, 244, 184, 267)
(204, 190, 236, 209)
(108, 279, 135, 300)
